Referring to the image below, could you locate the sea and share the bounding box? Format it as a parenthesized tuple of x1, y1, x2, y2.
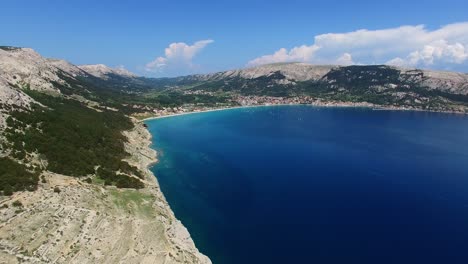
(146, 105, 468, 264)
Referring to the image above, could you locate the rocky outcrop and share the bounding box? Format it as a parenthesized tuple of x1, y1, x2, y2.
(201, 63, 335, 81)
(0, 47, 137, 102)
(0, 48, 65, 94)
(0, 79, 35, 109)
(404, 68, 468, 95)
(78, 64, 136, 79)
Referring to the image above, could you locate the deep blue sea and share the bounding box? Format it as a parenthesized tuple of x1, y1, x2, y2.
(147, 105, 468, 264)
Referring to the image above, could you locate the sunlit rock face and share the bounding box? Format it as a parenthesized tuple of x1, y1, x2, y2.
(78, 64, 136, 79)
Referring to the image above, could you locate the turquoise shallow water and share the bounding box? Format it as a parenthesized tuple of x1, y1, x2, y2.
(147, 105, 468, 264)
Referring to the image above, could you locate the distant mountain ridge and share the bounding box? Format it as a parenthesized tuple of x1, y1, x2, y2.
(180, 62, 468, 95)
(78, 64, 136, 79)
(0, 47, 142, 109)
(2, 46, 468, 99)
(1, 47, 468, 114)
(188, 63, 336, 82)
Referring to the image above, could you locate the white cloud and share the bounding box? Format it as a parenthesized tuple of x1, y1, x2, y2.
(387, 40, 468, 67)
(247, 45, 320, 66)
(146, 39, 214, 72)
(248, 22, 468, 69)
(336, 53, 354, 65)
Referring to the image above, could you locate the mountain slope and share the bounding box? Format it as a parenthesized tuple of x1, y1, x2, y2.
(0, 47, 154, 191)
(189, 63, 335, 82)
(78, 64, 136, 79)
(0, 47, 211, 264)
(165, 63, 467, 112)
(183, 62, 468, 95)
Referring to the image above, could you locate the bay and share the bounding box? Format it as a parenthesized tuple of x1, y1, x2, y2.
(147, 105, 468, 264)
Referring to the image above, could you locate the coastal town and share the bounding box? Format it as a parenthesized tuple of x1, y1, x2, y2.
(133, 94, 465, 120)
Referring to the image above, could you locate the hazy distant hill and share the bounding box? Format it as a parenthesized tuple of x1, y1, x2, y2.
(163, 63, 468, 111)
(2, 47, 467, 114)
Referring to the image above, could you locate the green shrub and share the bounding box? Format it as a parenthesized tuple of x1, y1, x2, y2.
(0, 158, 38, 194)
(12, 200, 23, 207)
(96, 167, 144, 189)
(4, 93, 145, 189)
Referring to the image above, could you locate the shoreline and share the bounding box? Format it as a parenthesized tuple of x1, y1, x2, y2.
(124, 119, 212, 264)
(141, 104, 278, 121)
(135, 101, 467, 263)
(139, 102, 467, 122)
(0, 119, 212, 263)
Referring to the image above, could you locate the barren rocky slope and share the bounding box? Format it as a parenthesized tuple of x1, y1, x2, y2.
(194, 63, 336, 82)
(78, 64, 136, 79)
(0, 120, 211, 264)
(182, 62, 468, 95)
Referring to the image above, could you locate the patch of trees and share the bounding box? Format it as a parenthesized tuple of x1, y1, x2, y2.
(0, 46, 20, 51)
(154, 92, 230, 107)
(322, 65, 402, 92)
(96, 167, 144, 189)
(0, 157, 39, 195)
(400, 86, 468, 104)
(191, 75, 292, 97)
(52, 72, 232, 114)
(5, 92, 144, 189)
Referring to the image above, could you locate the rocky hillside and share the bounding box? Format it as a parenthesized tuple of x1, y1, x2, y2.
(171, 63, 468, 112)
(181, 62, 468, 94)
(0, 47, 76, 95)
(0, 121, 211, 264)
(188, 63, 335, 82)
(78, 64, 136, 79)
(0, 47, 211, 264)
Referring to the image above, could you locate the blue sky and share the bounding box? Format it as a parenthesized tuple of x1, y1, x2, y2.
(1, 0, 468, 77)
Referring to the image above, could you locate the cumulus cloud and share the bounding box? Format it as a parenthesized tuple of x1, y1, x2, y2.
(387, 40, 468, 67)
(336, 53, 354, 65)
(248, 22, 468, 69)
(146, 39, 214, 72)
(248, 45, 320, 66)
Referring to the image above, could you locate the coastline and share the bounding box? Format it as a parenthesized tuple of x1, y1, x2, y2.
(138, 103, 468, 264)
(133, 101, 466, 263)
(140, 102, 467, 122)
(0, 118, 211, 264)
(124, 119, 212, 264)
(141, 104, 273, 121)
